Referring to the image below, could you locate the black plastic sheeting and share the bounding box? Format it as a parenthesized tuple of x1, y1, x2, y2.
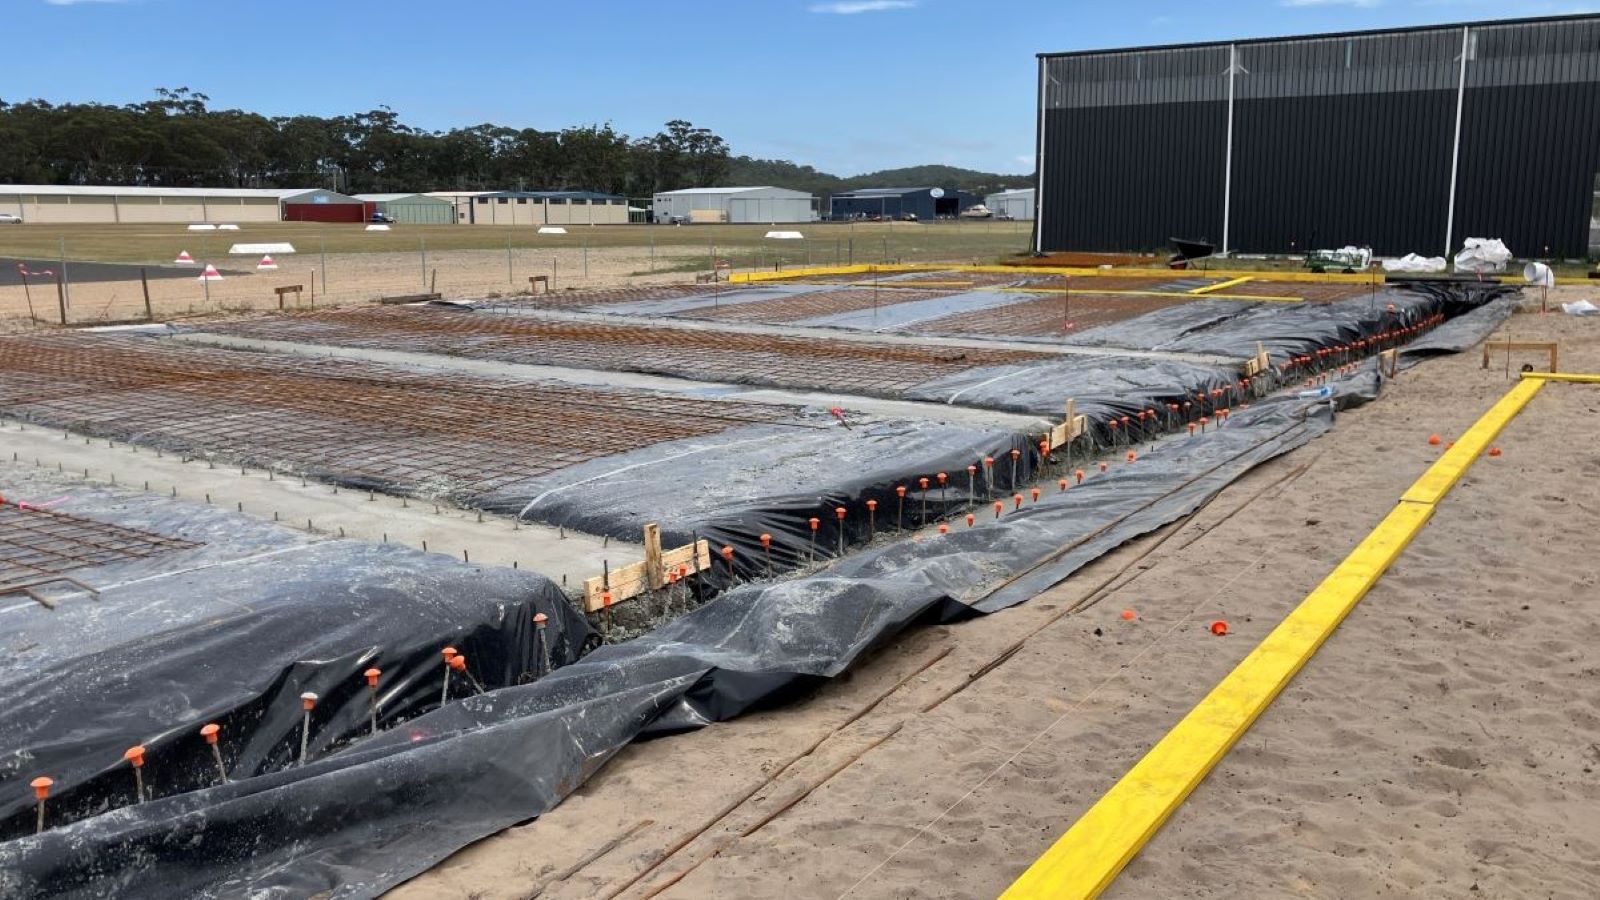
(0, 381, 1359, 898)
(1397, 294, 1520, 368)
(904, 354, 1237, 421)
(480, 416, 1038, 580)
(1058, 283, 1517, 363)
(0, 471, 593, 847)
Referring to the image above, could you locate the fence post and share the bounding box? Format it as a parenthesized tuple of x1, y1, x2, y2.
(55, 268, 67, 325)
(141, 268, 152, 320)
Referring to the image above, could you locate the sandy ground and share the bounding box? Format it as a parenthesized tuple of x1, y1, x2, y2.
(0, 247, 702, 331)
(388, 287, 1600, 899)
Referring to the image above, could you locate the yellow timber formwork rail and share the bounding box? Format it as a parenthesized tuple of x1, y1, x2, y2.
(727, 262, 1591, 287)
(1001, 372, 1586, 899)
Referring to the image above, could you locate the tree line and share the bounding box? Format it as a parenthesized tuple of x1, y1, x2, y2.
(0, 88, 1032, 199)
(0, 88, 732, 196)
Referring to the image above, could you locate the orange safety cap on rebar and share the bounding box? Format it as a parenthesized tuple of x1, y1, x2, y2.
(865, 499, 877, 511)
(937, 471, 948, 485)
(993, 500, 1004, 517)
(984, 456, 994, 467)
(1030, 487, 1040, 502)
(895, 485, 907, 498)
(1075, 469, 1085, 483)
(966, 513, 976, 527)
(760, 533, 772, 547)
(124, 746, 146, 767)
(300, 692, 318, 711)
(1209, 620, 1229, 636)
(1013, 493, 1024, 509)
(1126, 451, 1137, 463)
(1010, 449, 1021, 459)
(1058, 478, 1068, 492)
(938, 524, 949, 534)
(1427, 434, 1442, 446)
(364, 667, 382, 686)
(1099, 461, 1108, 473)
(449, 654, 467, 672)
(200, 723, 221, 744)
(1120, 609, 1137, 621)
(808, 517, 820, 531)
(1488, 446, 1503, 457)
(30, 776, 52, 799)
(720, 545, 734, 561)
(442, 646, 458, 661)
(602, 591, 613, 607)
(966, 464, 977, 476)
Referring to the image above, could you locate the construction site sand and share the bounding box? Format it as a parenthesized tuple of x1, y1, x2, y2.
(0, 246, 703, 331)
(389, 288, 1600, 898)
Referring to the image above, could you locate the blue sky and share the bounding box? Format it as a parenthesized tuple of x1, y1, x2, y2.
(10, 0, 1597, 175)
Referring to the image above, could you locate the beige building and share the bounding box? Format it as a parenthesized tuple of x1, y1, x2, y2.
(0, 185, 333, 224)
(424, 190, 630, 225)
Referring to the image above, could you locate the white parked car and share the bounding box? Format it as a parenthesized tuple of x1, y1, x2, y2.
(0, 213, 22, 224)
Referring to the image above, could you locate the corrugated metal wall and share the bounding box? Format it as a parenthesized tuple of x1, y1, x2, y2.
(1038, 15, 1600, 259)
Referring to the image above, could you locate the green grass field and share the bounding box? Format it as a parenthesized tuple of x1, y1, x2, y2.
(0, 220, 1035, 267)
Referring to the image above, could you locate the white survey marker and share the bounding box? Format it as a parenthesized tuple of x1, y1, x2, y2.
(765, 231, 804, 239)
(537, 226, 567, 234)
(229, 243, 297, 255)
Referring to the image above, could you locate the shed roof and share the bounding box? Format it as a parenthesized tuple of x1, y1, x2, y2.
(353, 193, 451, 203)
(0, 185, 323, 200)
(480, 190, 624, 201)
(654, 186, 804, 197)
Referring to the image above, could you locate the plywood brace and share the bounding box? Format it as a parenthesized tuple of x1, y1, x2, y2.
(1481, 340, 1557, 373)
(583, 525, 710, 612)
(1047, 399, 1088, 450)
(1242, 342, 1271, 378)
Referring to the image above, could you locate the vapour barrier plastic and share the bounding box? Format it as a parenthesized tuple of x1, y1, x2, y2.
(1397, 294, 1519, 368)
(791, 289, 1033, 332)
(904, 355, 1237, 421)
(0, 381, 1346, 899)
(1059, 299, 1257, 349)
(0, 470, 592, 845)
(1058, 283, 1514, 364)
(478, 415, 1038, 579)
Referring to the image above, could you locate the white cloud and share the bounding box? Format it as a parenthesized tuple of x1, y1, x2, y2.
(809, 1, 918, 14)
(1279, 0, 1382, 7)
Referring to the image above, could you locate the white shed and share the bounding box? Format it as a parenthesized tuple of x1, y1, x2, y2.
(985, 188, 1036, 221)
(651, 187, 816, 224)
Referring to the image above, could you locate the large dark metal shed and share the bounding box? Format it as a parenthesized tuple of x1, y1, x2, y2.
(830, 187, 978, 221)
(1034, 14, 1600, 259)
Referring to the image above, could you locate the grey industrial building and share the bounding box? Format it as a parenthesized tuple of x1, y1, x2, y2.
(651, 187, 815, 224)
(829, 187, 978, 221)
(986, 188, 1036, 221)
(352, 193, 455, 225)
(1034, 14, 1600, 259)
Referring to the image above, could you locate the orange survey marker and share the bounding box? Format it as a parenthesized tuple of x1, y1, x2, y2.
(1209, 620, 1229, 636)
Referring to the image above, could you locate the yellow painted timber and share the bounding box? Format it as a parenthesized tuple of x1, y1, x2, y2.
(1522, 371, 1600, 384)
(1189, 275, 1254, 295)
(1400, 378, 1544, 505)
(1003, 373, 1561, 900)
(730, 261, 1587, 287)
(998, 286, 1303, 303)
(1001, 501, 1436, 900)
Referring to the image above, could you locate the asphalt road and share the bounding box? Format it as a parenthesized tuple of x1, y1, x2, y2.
(0, 257, 246, 286)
